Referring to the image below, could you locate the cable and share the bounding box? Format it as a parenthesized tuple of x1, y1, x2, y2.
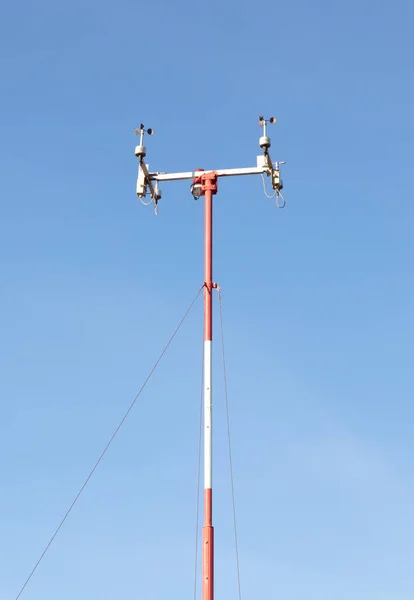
(139, 197, 153, 206)
(261, 174, 286, 207)
(218, 289, 242, 600)
(14, 285, 203, 600)
(276, 189, 286, 209)
(193, 338, 204, 600)
(261, 173, 276, 199)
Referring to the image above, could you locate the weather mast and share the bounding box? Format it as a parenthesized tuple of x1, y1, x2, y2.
(134, 117, 286, 600)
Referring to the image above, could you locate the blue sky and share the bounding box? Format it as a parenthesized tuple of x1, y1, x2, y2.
(1, 0, 413, 598)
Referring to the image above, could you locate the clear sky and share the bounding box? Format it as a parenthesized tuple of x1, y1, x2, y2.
(1, 0, 413, 599)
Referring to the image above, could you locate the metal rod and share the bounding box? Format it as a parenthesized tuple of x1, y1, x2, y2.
(202, 186, 214, 600)
(148, 165, 271, 183)
(139, 160, 158, 200)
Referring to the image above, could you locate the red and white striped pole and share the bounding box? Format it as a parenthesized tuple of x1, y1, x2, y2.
(201, 172, 218, 600)
(134, 117, 284, 600)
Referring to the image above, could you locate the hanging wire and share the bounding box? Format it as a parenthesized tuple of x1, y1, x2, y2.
(218, 289, 242, 600)
(276, 190, 286, 209)
(139, 194, 159, 215)
(14, 286, 204, 600)
(193, 338, 204, 600)
(261, 174, 286, 208)
(139, 196, 154, 206)
(261, 173, 276, 199)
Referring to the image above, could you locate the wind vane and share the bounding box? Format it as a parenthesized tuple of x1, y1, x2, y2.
(134, 117, 286, 600)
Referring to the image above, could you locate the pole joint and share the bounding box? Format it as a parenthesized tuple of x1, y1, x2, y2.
(201, 171, 218, 196)
(203, 281, 220, 292)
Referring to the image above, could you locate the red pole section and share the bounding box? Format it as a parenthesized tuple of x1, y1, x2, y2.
(204, 187, 213, 342)
(201, 173, 217, 600)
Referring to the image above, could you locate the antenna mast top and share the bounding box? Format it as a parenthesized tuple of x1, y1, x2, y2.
(134, 116, 286, 213)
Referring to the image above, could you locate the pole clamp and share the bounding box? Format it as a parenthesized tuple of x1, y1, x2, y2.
(201, 171, 218, 195)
